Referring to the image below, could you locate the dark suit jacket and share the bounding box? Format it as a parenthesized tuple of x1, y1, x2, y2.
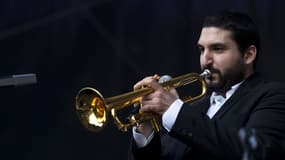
(129, 73, 285, 160)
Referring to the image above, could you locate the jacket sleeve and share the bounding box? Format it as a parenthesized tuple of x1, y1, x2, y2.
(129, 132, 191, 160)
(129, 133, 161, 160)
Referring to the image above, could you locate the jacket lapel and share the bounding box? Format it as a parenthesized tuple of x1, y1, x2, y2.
(210, 73, 260, 120)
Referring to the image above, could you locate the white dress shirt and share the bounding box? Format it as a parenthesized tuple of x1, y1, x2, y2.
(133, 81, 243, 147)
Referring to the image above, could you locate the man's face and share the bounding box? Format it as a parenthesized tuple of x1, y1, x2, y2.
(198, 27, 246, 92)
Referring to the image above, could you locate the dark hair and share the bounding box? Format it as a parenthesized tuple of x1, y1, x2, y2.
(203, 11, 260, 65)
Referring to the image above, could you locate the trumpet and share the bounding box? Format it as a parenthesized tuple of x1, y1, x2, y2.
(75, 69, 211, 132)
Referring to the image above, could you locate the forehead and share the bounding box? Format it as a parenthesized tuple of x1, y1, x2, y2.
(198, 27, 235, 46)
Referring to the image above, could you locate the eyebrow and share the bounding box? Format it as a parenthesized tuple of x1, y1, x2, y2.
(197, 42, 227, 48)
(210, 43, 227, 47)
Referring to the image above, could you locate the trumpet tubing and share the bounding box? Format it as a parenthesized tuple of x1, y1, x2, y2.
(75, 69, 210, 132)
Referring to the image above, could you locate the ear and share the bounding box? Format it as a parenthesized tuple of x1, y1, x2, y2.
(243, 45, 257, 65)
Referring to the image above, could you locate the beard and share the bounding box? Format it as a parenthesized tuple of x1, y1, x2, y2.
(203, 63, 245, 94)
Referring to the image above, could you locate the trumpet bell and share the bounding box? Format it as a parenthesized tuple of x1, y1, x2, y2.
(75, 87, 107, 132)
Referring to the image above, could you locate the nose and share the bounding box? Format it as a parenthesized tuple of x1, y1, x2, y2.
(201, 50, 213, 66)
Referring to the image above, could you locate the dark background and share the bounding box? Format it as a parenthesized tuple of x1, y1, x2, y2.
(0, 0, 285, 159)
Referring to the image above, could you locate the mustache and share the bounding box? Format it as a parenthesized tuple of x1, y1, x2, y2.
(202, 66, 220, 74)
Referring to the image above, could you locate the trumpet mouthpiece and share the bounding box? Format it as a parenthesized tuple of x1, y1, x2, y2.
(200, 69, 211, 78)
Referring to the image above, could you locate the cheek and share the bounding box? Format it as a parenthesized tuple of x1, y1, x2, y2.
(214, 54, 235, 69)
(218, 56, 243, 75)
(199, 56, 204, 67)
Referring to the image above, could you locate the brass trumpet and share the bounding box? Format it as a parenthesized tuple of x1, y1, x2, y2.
(75, 69, 210, 132)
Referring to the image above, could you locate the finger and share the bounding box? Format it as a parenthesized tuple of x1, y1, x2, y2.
(140, 103, 163, 115)
(146, 75, 164, 91)
(133, 76, 153, 90)
(153, 74, 160, 80)
(140, 96, 161, 110)
(168, 87, 178, 95)
(134, 75, 161, 90)
(139, 103, 156, 112)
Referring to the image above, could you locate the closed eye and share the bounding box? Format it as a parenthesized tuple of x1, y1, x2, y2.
(197, 45, 204, 54)
(211, 44, 226, 53)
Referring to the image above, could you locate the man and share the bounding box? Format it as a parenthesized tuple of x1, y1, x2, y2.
(129, 11, 285, 160)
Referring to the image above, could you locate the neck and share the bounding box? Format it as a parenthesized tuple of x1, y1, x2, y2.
(216, 71, 254, 97)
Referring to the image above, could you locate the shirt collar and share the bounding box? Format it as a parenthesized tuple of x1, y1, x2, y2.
(210, 81, 244, 103)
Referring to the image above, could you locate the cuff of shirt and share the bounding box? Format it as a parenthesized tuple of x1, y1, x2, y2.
(132, 127, 155, 148)
(162, 99, 184, 132)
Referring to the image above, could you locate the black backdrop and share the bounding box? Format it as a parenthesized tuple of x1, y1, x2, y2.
(0, 0, 285, 159)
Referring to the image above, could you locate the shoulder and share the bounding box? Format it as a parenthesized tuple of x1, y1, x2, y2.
(241, 73, 285, 103)
(244, 73, 285, 92)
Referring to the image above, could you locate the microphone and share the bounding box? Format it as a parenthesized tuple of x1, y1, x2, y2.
(238, 128, 259, 160)
(0, 73, 37, 88)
